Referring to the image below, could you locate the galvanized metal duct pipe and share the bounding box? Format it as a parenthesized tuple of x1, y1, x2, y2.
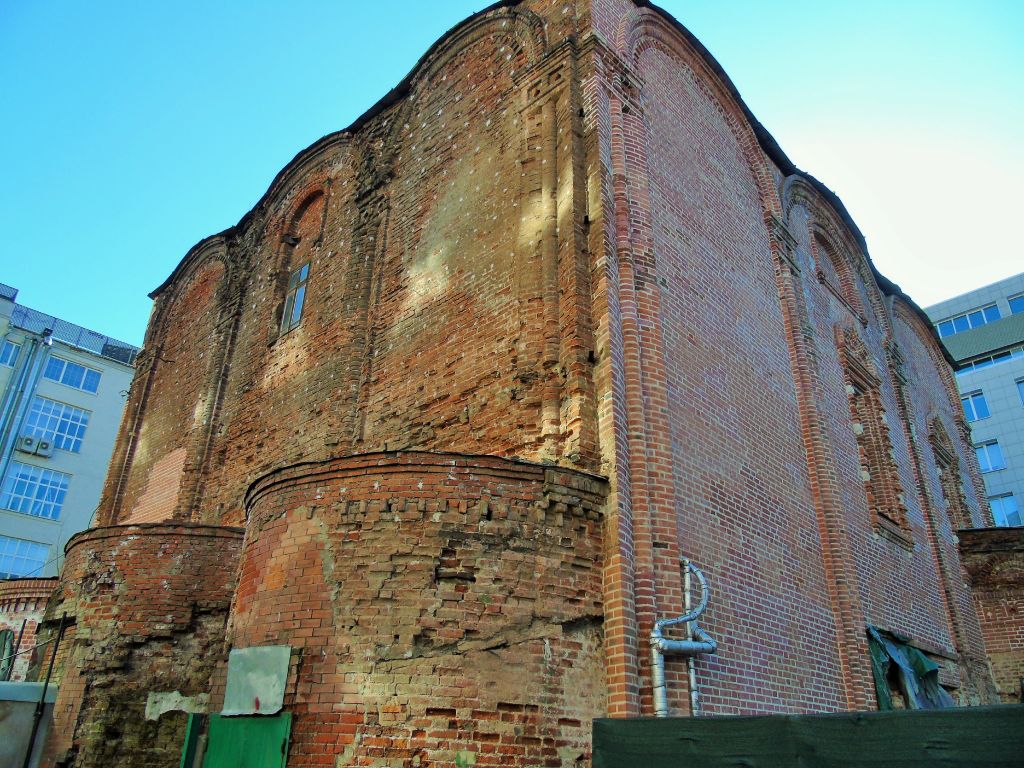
(650, 559, 716, 718)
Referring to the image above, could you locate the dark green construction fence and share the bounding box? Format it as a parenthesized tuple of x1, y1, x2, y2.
(593, 706, 1023, 767)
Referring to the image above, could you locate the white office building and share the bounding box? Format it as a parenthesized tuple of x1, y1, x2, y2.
(925, 273, 1024, 527)
(0, 283, 138, 578)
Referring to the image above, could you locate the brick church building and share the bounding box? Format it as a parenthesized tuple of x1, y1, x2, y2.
(37, 1, 1012, 765)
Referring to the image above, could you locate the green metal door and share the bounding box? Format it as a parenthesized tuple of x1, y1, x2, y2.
(182, 712, 292, 768)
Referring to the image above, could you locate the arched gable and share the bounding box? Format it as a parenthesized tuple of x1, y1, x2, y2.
(620, 7, 782, 221)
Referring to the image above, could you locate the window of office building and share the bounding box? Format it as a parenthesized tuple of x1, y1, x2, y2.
(0, 340, 19, 367)
(975, 441, 1006, 473)
(24, 396, 91, 453)
(955, 346, 1024, 376)
(0, 461, 70, 520)
(1017, 378, 1024, 406)
(43, 355, 101, 393)
(961, 391, 990, 422)
(935, 304, 1000, 337)
(1009, 293, 1024, 315)
(989, 494, 1021, 527)
(0, 535, 49, 579)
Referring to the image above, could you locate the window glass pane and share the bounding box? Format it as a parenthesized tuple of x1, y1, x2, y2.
(984, 304, 1002, 321)
(43, 357, 64, 382)
(0, 340, 19, 367)
(989, 442, 1005, 469)
(1009, 295, 1024, 315)
(937, 320, 954, 337)
(299, 263, 309, 282)
(1017, 379, 1024, 406)
(83, 369, 101, 393)
(991, 495, 1021, 527)
(975, 394, 990, 419)
(952, 316, 970, 333)
(0, 535, 49, 579)
(0, 461, 70, 520)
(290, 284, 306, 327)
(24, 397, 91, 453)
(967, 310, 984, 327)
(61, 361, 85, 389)
(970, 397, 987, 421)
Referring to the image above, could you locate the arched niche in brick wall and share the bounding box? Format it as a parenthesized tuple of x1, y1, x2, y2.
(109, 242, 233, 525)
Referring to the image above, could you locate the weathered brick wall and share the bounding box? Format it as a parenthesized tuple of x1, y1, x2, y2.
(40, 523, 242, 768)
(0, 577, 55, 681)
(960, 527, 1024, 704)
(590, 0, 998, 713)
(71, 4, 1005, 765)
(218, 452, 605, 767)
(101, 250, 230, 525)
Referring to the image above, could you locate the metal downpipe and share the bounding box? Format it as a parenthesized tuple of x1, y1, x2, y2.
(650, 559, 716, 717)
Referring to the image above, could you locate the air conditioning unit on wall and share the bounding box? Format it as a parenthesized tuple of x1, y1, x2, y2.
(16, 434, 53, 458)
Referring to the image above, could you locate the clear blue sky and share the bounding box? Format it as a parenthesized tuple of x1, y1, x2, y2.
(2, 1, 1022, 346)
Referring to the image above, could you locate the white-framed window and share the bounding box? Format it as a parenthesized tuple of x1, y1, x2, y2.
(961, 391, 990, 422)
(24, 396, 91, 453)
(990, 494, 1021, 527)
(1009, 293, 1024, 315)
(43, 355, 101, 393)
(0, 340, 20, 367)
(0, 535, 49, 579)
(280, 262, 310, 334)
(975, 441, 1006, 473)
(935, 303, 1000, 337)
(0, 461, 70, 520)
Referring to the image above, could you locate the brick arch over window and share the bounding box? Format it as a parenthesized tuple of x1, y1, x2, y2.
(272, 189, 326, 334)
(927, 417, 974, 530)
(783, 175, 892, 335)
(811, 229, 868, 323)
(836, 325, 910, 542)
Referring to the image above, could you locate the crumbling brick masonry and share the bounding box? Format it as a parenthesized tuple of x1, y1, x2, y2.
(41, 1, 1003, 766)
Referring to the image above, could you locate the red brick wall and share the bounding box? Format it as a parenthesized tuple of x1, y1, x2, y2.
(40, 523, 242, 768)
(104, 255, 229, 525)
(70, 4, 1003, 766)
(219, 452, 606, 767)
(0, 577, 55, 681)
(960, 528, 1024, 704)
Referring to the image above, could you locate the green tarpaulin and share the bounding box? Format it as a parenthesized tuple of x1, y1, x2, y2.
(593, 706, 1023, 768)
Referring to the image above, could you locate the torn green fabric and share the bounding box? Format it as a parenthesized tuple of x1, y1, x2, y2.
(867, 626, 955, 710)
